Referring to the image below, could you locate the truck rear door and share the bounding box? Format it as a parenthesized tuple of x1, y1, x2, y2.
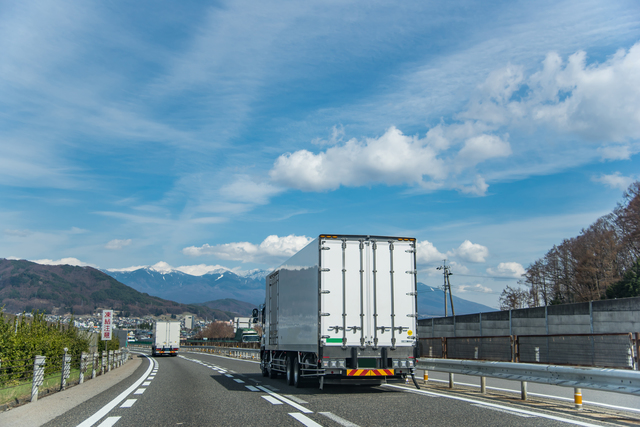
(320, 237, 417, 349)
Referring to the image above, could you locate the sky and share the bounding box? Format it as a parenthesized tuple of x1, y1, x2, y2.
(1, 1, 639, 308)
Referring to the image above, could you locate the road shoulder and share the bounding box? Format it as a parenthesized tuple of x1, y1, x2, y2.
(0, 355, 142, 427)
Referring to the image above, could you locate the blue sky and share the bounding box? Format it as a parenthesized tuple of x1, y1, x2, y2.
(2, 1, 639, 308)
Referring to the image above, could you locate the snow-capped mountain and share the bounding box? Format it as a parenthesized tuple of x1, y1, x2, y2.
(103, 264, 495, 317)
(103, 266, 267, 305)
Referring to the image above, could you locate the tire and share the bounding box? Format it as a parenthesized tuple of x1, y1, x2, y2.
(286, 355, 294, 385)
(261, 363, 269, 377)
(293, 357, 302, 388)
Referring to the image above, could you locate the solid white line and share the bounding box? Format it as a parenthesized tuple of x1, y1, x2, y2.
(120, 399, 136, 408)
(96, 417, 121, 427)
(319, 412, 361, 427)
(257, 386, 312, 413)
(289, 413, 322, 427)
(471, 404, 533, 418)
(427, 378, 640, 414)
(383, 384, 602, 427)
(245, 385, 259, 391)
(76, 355, 155, 427)
(262, 395, 283, 405)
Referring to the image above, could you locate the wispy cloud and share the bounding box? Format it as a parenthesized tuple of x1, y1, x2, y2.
(183, 235, 313, 264)
(105, 239, 132, 250)
(592, 172, 636, 191)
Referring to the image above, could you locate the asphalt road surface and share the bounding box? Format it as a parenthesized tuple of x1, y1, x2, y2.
(37, 351, 640, 427)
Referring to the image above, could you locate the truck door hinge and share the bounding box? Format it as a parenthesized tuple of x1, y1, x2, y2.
(320, 312, 331, 317)
(406, 292, 417, 296)
(406, 314, 418, 318)
(405, 249, 415, 253)
(405, 270, 416, 274)
(321, 246, 331, 250)
(320, 268, 330, 272)
(320, 290, 331, 294)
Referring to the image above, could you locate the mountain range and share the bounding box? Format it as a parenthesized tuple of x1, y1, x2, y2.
(0, 259, 240, 319)
(103, 266, 495, 318)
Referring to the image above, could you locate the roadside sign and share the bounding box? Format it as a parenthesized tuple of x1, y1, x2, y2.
(102, 310, 113, 340)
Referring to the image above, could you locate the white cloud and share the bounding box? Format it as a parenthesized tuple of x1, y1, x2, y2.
(448, 240, 489, 263)
(415, 240, 446, 265)
(592, 172, 636, 191)
(486, 262, 525, 278)
(457, 284, 493, 293)
(462, 43, 640, 142)
(32, 257, 96, 268)
(105, 239, 132, 250)
(183, 234, 313, 264)
(219, 175, 283, 205)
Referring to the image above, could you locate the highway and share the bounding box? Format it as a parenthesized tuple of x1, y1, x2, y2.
(34, 350, 639, 427)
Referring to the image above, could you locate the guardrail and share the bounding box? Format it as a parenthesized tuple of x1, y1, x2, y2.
(0, 348, 130, 409)
(416, 357, 640, 409)
(183, 345, 260, 360)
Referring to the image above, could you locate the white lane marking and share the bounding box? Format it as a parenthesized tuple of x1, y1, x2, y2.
(289, 413, 322, 427)
(142, 381, 151, 386)
(133, 388, 146, 395)
(319, 412, 360, 427)
(225, 374, 234, 378)
(146, 376, 154, 380)
(427, 378, 640, 414)
(96, 417, 121, 427)
(262, 395, 283, 405)
(245, 385, 259, 391)
(120, 399, 137, 408)
(285, 395, 309, 404)
(76, 355, 155, 427)
(233, 379, 245, 383)
(264, 385, 279, 391)
(383, 384, 602, 427)
(185, 351, 261, 364)
(472, 404, 534, 418)
(257, 386, 311, 413)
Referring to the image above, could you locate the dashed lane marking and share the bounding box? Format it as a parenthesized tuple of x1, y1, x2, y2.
(257, 386, 312, 413)
(284, 395, 308, 404)
(96, 417, 121, 427)
(262, 395, 283, 405)
(245, 385, 259, 391)
(142, 381, 151, 386)
(133, 388, 146, 395)
(225, 374, 234, 378)
(120, 399, 136, 408)
(289, 413, 322, 427)
(319, 412, 360, 427)
(233, 379, 245, 384)
(76, 354, 155, 427)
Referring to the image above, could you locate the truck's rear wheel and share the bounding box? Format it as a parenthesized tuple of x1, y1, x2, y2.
(261, 363, 268, 377)
(286, 355, 294, 385)
(293, 358, 302, 388)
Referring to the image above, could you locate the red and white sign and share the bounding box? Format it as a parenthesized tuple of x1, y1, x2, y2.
(101, 310, 113, 340)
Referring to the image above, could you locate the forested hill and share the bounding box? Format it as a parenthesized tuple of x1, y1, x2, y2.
(0, 259, 237, 319)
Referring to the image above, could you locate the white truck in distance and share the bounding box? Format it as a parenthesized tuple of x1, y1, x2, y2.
(152, 321, 180, 357)
(259, 234, 420, 389)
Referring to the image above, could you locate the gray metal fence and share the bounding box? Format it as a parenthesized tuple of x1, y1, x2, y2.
(419, 333, 639, 370)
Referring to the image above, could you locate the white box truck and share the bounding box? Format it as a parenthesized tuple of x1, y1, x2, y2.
(152, 321, 180, 357)
(259, 234, 419, 388)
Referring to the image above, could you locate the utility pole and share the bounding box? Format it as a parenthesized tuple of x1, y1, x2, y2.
(437, 260, 455, 317)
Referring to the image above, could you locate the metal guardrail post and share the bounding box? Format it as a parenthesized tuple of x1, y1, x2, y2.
(31, 355, 45, 403)
(60, 348, 71, 391)
(449, 373, 454, 388)
(480, 376, 486, 394)
(108, 350, 113, 372)
(80, 352, 88, 384)
(92, 352, 97, 379)
(521, 381, 527, 400)
(102, 351, 107, 375)
(574, 387, 582, 410)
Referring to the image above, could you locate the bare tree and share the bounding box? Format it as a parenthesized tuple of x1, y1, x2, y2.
(196, 321, 234, 339)
(499, 285, 532, 310)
